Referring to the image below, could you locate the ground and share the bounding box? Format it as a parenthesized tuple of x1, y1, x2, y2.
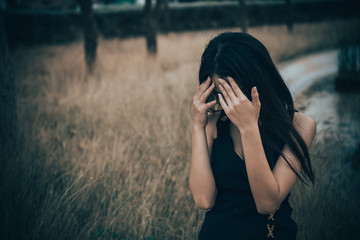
(1, 19, 360, 239)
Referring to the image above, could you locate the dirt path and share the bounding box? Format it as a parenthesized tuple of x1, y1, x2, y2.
(280, 50, 360, 239)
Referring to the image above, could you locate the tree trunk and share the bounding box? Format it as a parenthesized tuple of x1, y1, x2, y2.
(78, 0, 98, 73)
(286, 0, 293, 32)
(144, 0, 157, 55)
(238, 0, 247, 33)
(155, 0, 171, 33)
(0, 10, 17, 169)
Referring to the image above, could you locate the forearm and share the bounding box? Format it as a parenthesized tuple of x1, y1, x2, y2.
(240, 125, 281, 214)
(189, 124, 217, 209)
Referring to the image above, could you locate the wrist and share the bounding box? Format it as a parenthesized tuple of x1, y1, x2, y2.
(237, 123, 259, 135)
(193, 122, 206, 131)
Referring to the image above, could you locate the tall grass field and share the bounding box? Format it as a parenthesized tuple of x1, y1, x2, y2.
(1, 19, 360, 239)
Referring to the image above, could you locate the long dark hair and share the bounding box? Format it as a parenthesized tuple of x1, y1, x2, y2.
(199, 32, 315, 184)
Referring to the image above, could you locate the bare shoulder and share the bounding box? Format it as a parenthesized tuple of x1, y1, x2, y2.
(293, 112, 317, 147)
(293, 112, 316, 130)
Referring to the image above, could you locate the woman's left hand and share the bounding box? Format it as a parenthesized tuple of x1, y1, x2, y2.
(218, 77, 261, 132)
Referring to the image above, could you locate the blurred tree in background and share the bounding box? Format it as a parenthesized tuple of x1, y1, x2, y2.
(144, 0, 171, 54)
(0, 12, 20, 240)
(144, 0, 157, 54)
(286, 0, 293, 32)
(238, 0, 247, 32)
(155, 0, 170, 33)
(336, 45, 360, 91)
(0, 9, 17, 170)
(78, 0, 98, 73)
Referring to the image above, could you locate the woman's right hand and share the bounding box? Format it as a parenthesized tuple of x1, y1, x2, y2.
(192, 77, 217, 128)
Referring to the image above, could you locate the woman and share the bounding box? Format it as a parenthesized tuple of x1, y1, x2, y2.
(189, 32, 316, 239)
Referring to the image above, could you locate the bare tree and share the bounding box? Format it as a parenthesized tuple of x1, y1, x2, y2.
(144, 0, 157, 54)
(155, 0, 171, 33)
(78, 0, 98, 73)
(286, 0, 293, 32)
(238, 0, 247, 33)
(0, 10, 17, 168)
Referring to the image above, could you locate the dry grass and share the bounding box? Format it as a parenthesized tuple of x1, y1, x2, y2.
(292, 75, 360, 240)
(1, 19, 360, 239)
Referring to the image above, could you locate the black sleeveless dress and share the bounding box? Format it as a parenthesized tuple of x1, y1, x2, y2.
(198, 114, 297, 240)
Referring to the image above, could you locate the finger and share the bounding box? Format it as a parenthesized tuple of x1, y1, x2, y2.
(204, 100, 217, 110)
(198, 76, 211, 93)
(219, 78, 236, 102)
(195, 77, 210, 99)
(218, 93, 228, 111)
(251, 86, 261, 109)
(227, 76, 245, 98)
(219, 81, 233, 104)
(200, 82, 215, 102)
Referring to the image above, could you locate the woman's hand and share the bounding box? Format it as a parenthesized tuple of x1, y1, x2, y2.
(192, 77, 217, 128)
(218, 77, 261, 132)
